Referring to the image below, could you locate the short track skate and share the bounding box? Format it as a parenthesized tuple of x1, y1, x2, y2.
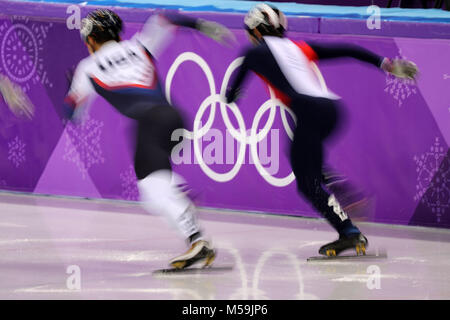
(307, 233, 387, 262)
(153, 240, 233, 275)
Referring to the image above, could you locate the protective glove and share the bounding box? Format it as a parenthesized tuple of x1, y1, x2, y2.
(381, 58, 418, 80)
(0, 74, 34, 119)
(225, 87, 245, 104)
(196, 19, 237, 47)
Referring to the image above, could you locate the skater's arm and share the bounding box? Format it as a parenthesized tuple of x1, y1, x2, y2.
(161, 12, 198, 29)
(225, 54, 253, 103)
(226, 45, 278, 103)
(307, 42, 385, 68)
(134, 14, 177, 60)
(306, 42, 418, 80)
(63, 60, 94, 120)
(225, 64, 248, 104)
(163, 12, 235, 45)
(226, 44, 278, 103)
(135, 12, 234, 60)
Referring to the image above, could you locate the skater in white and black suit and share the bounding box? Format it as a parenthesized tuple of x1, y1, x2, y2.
(226, 4, 418, 256)
(64, 9, 234, 269)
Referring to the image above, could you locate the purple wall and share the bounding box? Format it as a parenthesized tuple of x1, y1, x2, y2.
(0, 3, 448, 228)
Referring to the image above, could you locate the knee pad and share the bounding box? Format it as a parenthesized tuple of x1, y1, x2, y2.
(137, 170, 199, 238)
(137, 170, 190, 218)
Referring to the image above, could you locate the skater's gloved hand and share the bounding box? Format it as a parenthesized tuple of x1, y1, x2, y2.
(0, 74, 35, 120)
(63, 67, 83, 123)
(65, 68, 75, 91)
(61, 104, 84, 126)
(225, 87, 245, 104)
(62, 102, 75, 121)
(62, 98, 85, 125)
(196, 19, 237, 47)
(381, 58, 418, 80)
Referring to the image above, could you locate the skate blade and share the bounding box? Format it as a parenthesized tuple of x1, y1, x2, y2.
(356, 243, 366, 256)
(171, 262, 186, 270)
(170, 247, 216, 270)
(307, 250, 387, 262)
(203, 251, 216, 268)
(153, 264, 233, 275)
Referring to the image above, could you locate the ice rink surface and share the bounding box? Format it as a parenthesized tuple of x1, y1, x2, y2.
(0, 192, 449, 300)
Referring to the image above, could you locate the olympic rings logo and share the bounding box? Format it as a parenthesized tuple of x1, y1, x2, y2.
(166, 52, 328, 187)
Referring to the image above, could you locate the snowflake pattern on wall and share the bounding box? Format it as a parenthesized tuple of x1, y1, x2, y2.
(120, 165, 139, 201)
(63, 115, 105, 180)
(414, 137, 450, 222)
(7, 136, 26, 168)
(384, 52, 418, 107)
(0, 17, 53, 92)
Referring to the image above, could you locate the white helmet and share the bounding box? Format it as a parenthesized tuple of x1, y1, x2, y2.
(244, 4, 287, 36)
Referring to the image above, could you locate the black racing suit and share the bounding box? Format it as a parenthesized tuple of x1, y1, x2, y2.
(226, 37, 384, 236)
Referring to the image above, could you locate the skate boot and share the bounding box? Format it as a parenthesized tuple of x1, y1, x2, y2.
(169, 240, 216, 270)
(319, 233, 368, 257)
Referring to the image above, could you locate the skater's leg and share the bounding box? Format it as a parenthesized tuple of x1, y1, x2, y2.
(138, 169, 214, 268)
(318, 100, 368, 213)
(138, 170, 201, 239)
(134, 105, 203, 243)
(290, 97, 360, 237)
(134, 105, 215, 268)
(291, 135, 359, 236)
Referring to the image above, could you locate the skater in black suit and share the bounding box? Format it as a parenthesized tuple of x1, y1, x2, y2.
(226, 4, 418, 256)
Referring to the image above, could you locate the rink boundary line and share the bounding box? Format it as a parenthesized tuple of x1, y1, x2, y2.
(1, 189, 449, 232)
(1, 190, 450, 241)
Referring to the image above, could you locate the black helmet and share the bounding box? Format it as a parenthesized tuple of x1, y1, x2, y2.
(80, 9, 123, 43)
